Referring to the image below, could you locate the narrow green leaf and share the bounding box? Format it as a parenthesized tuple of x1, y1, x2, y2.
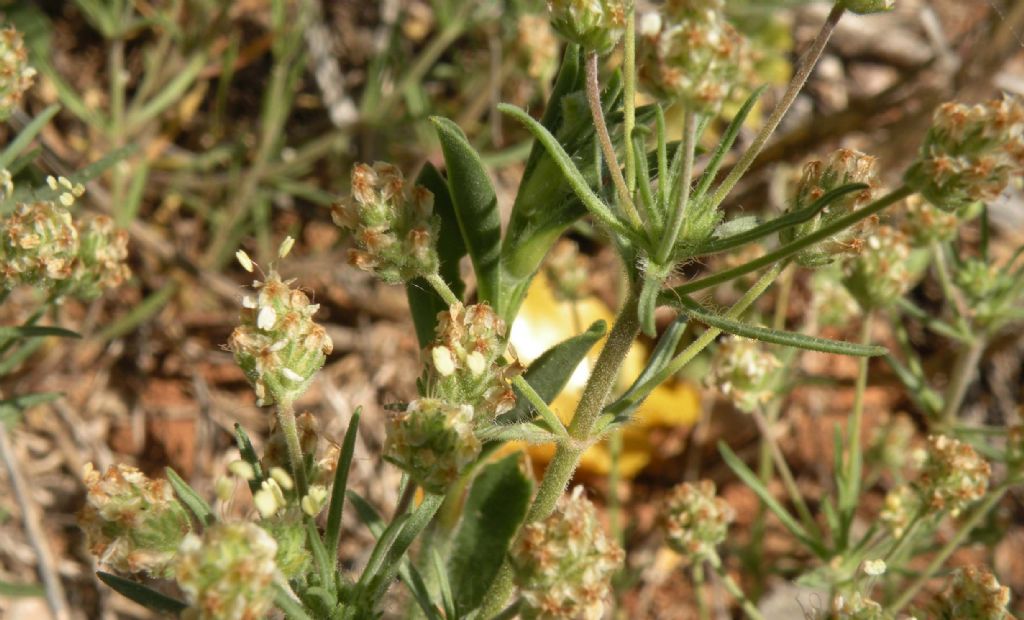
(0, 104, 60, 169)
(347, 490, 385, 537)
(233, 423, 264, 495)
(402, 561, 445, 620)
(274, 584, 314, 620)
(0, 391, 61, 414)
(165, 467, 214, 525)
(96, 571, 187, 613)
(448, 453, 533, 616)
(326, 408, 361, 565)
(697, 183, 869, 257)
(718, 443, 823, 555)
(0, 325, 81, 340)
(0, 580, 44, 598)
(127, 53, 206, 130)
(432, 549, 457, 620)
(606, 315, 688, 419)
(671, 297, 887, 357)
(356, 514, 410, 592)
(369, 493, 444, 601)
(691, 86, 766, 202)
(500, 320, 607, 424)
(431, 117, 502, 307)
(306, 521, 337, 598)
(407, 163, 466, 347)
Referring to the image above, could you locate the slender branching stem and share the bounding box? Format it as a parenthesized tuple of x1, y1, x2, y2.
(585, 53, 643, 230)
(693, 561, 710, 620)
(708, 550, 764, 620)
(394, 480, 417, 518)
(425, 272, 460, 306)
(844, 312, 873, 503)
(881, 510, 923, 564)
(940, 337, 986, 425)
(930, 240, 971, 333)
(276, 400, 309, 498)
(707, 4, 845, 211)
(624, 7, 637, 195)
(657, 109, 698, 264)
(512, 375, 569, 437)
(752, 408, 817, 536)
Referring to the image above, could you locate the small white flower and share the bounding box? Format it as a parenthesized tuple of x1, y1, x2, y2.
(466, 350, 487, 376)
(278, 236, 296, 259)
(242, 295, 257, 309)
(236, 249, 255, 272)
(863, 559, 887, 576)
(268, 339, 288, 353)
(639, 12, 662, 36)
(269, 466, 294, 491)
(59, 192, 74, 207)
(46, 175, 58, 190)
(257, 305, 277, 330)
(432, 346, 457, 377)
(228, 460, 256, 481)
(301, 485, 329, 517)
(281, 367, 304, 382)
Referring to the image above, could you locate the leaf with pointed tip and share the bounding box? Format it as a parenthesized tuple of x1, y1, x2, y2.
(165, 467, 214, 525)
(96, 571, 187, 614)
(0, 325, 80, 340)
(326, 408, 361, 565)
(606, 316, 688, 420)
(233, 424, 264, 495)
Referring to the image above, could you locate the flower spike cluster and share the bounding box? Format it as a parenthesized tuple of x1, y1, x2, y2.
(0, 24, 36, 121)
(905, 97, 1024, 212)
(662, 479, 735, 564)
(384, 398, 481, 494)
(916, 434, 990, 517)
(227, 240, 333, 407)
(511, 486, 624, 620)
(332, 162, 439, 283)
(933, 566, 1011, 620)
(546, 0, 632, 55)
(707, 336, 781, 413)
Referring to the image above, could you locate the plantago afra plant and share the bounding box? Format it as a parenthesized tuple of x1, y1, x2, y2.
(73, 2, 1024, 619)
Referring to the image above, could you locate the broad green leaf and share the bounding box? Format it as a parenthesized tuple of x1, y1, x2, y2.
(326, 408, 361, 565)
(406, 163, 466, 347)
(671, 296, 887, 357)
(448, 453, 533, 616)
(96, 571, 188, 614)
(500, 320, 607, 424)
(165, 467, 214, 525)
(431, 117, 502, 308)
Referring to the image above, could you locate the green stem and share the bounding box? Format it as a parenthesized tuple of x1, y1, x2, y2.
(585, 52, 643, 230)
(277, 401, 309, 498)
(939, 337, 986, 426)
(881, 510, 923, 564)
(707, 3, 845, 211)
(425, 272, 460, 306)
(890, 483, 1012, 614)
(693, 561, 710, 620)
(512, 375, 568, 437)
(623, 7, 637, 195)
(844, 312, 873, 513)
(930, 241, 972, 334)
(752, 408, 818, 537)
(656, 110, 697, 264)
(709, 550, 764, 620)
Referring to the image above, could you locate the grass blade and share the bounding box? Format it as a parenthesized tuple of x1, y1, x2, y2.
(326, 408, 361, 565)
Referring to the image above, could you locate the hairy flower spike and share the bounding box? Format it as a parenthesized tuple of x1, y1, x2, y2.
(954, 257, 1020, 329)
(828, 592, 892, 620)
(917, 435, 990, 517)
(706, 336, 781, 413)
(227, 258, 333, 407)
(73, 215, 131, 299)
(174, 522, 278, 620)
(546, 0, 632, 55)
(511, 486, 624, 620)
(1, 199, 79, 288)
(933, 566, 1011, 620)
(78, 463, 191, 578)
(901, 194, 959, 246)
(905, 97, 1024, 212)
(426, 302, 519, 418)
(384, 398, 481, 494)
(662, 480, 734, 564)
(0, 25, 36, 121)
(842, 225, 914, 310)
(332, 162, 439, 283)
(638, 0, 748, 112)
(780, 148, 881, 267)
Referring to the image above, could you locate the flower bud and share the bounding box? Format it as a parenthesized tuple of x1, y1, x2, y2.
(384, 398, 481, 494)
(174, 522, 278, 620)
(227, 264, 333, 407)
(842, 225, 914, 310)
(78, 463, 191, 578)
(706, 336, 781, 413)
(780, 149, 881, 267)
(638, 0, 748, 112)
(72, 215, 131, 299)
(426, 302, 519, 418)
(879, 484, 918, 538)
(905, 97, 1024, 212)
(332, 162, 440, 283)
(954, 258, 1018, 330)
(662, 480, 734, 564)
(0, 25, 36, 121)
(917, 434, 990, 517)
(511, 486, 624, 620)
(900, 194, 959, 246)
(841, 0, 895, 14)
(933, 566, 1011, 620)
(546, 0, 632, 55)
(810, 266, 861, 327)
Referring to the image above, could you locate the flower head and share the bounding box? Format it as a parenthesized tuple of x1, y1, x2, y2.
(227, 242, 333, 406)
(662, 479, 734, 563)
(933, 566, 1011, 620)
(332, 162, 439, 283)
(916, 435, 990, 517)
(546, 0, 632, 55)
(73, 215, 132, 299)
(1, 199, 79, 288)
(828, 592, 892, 620)
(384, 398, 481, 494)
(511, 486, 624, 620)
(842, 225, 915, 310)
(900, 194, 959, 246)
(174, 522, 278, 620)
(780, 148, 881, 267)
(0, 25, 36, 121)
(706, 336, 781, 413)
(78, 463, 192, 578)
(638, 0, 748, 112)
(905, 97, 1024, 212)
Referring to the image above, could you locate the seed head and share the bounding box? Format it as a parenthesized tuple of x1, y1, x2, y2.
(662, 479, 734, 564)
(0, 25, 36, 121)
(511, 486, 624, 620)
(933, 566, 1011, 620)
(174, 522, 278, 620)
(384, 398, 481, 494)
(638, 0, 749, 112)
(916, 435, 990, 517)
(78, 463, 192, 578)
(900, 194, 959, 246)
(546, 0, 632, 55)
(780, 148, 881, 267)
(1, 199, 79, 289)
(332, 162, 439, 283)
(706, 336, 781, 413)
(905, 97, 1024, 212)
(954, 257, 1019, 330)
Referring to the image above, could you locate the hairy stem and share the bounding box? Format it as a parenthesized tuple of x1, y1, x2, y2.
(425, 272, 460, 306)
(585, 53, 642, 229)
(843, 312, 873, 517)
(709, 550, 764, 620)
(657, 109, 698, 264)
(277, 401, 308, 498)
(940, 337, 986, 425)
(707, 3, 845, 211)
